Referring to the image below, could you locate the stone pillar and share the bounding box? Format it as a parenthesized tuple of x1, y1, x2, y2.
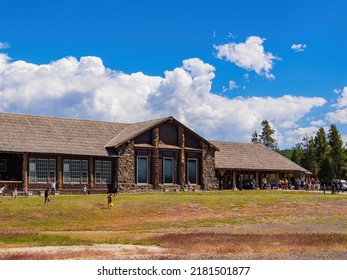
(153, 127, 160, 189)
(57, 155, 63, 190)
(117, 142, 135, 190)
(276, 172, 280, 189)
(89, 157, 94, 191)
(178, 126, 186, 189)
(202, 143, 219, 190)
(256, 171, 259, 189)
(22, 153, 28, 190)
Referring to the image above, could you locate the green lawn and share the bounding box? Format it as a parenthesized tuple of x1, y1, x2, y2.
(1, 190, 347, 259)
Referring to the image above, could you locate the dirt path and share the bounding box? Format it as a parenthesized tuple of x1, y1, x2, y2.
(0, 244, 168, 260)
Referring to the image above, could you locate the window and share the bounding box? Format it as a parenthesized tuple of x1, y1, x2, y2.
(137, 157, 148, 184)
(0, 159, 7, 173)
(163, 158, 173, 184)
(63, 159, 88, 184)
(95, 160, 112, 184)
(29, 158, 56, 183)
(187, 159, 197, 184)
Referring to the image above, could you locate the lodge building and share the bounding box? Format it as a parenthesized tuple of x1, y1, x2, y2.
(0, 112, 309, 193)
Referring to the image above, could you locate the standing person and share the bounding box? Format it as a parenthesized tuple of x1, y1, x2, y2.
(50, 179, 59, 196)
(83, 185, 87, 196)
(44, 187, 50, 205)
(13, 188, 18, 199)
(0, 184, 6, 202)
(107, 193, 113, 209)
(262, 177, 267, 190)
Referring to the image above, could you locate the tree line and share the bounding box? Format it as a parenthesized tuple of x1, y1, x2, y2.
(252, 121, 346, 185)
(291, 124, 346, 185)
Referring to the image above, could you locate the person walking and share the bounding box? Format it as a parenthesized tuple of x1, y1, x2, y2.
(44, 187, 50, 205)
(107, 193, 113, 209)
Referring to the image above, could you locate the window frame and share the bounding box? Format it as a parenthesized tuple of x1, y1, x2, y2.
(63, 159, 88, 184)
(94, 160, 112, 184)
(29, 158, 56, 184)
(163, 157, 174, 184)
(136, 156, 148, 184)
(187, 158, 198, 185)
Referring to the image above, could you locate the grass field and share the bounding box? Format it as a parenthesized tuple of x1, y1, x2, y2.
(1, 190, 347, 259)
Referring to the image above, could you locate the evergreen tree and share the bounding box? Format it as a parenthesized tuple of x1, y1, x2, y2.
(328, 124, 346, 178)
(314, 127, 330, 181)
(291, 143, 305, 165)
(259, 120, 277, 149)
(251, 131, 260, 144)
(301, 136, 318, 177)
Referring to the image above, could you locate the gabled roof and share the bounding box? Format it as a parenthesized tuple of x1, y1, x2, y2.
(211, 141, 310, 173)
(0, 112, 127, 156)
(105, 117, 170, 148)
(0, 113, 217, 157)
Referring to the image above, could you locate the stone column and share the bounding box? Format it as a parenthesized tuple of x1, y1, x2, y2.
(153, 128, 160, 189)
(22, 153, 28, 190)
(178, 126, 186, 189)
(89, 157, 94, 191)
(57, 155, 63, 190)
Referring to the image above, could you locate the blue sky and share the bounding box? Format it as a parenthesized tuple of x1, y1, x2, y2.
(1, 0, 347, 148)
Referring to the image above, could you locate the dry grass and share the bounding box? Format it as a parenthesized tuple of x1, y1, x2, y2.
(1, 190, 347, 259)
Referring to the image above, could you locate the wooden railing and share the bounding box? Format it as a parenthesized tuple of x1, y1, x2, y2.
(0, 180, 23, 191)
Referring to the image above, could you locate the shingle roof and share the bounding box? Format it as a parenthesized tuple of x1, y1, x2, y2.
(0, 112, 127, 156)
(211, 141, 310, 173)
(105, 117, 170, 148)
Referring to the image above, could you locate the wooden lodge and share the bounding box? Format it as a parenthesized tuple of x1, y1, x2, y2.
(0, 112, 310, 194)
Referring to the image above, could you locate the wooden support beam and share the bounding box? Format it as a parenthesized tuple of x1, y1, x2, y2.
(57, 155, 63, 190)
(22, 153, 28, 190)
(153, 127, 160, 189)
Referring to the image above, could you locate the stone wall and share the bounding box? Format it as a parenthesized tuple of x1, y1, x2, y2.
(201, 142, 219, 190)
(117, 141, 135, 191)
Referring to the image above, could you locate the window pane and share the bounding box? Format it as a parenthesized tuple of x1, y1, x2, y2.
(63, 160, 70, 183)
(48, 159, 56, 181)
(81, 160, 88, 184)
(137, 157, 148, 184)
(164, 158, 173, 184)
(37, 159, 48, 183)
(102, 161, 111, 184)
(95, 160, 101, 184)
(188, 159, 197, 184)
(29, 159, 36, 183)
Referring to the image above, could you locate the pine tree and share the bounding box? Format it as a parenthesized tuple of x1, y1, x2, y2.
(251, 131, 260, 144)
(328, 124, 346, 178)
(301, 136, 318, 177)
(259, 120, 277, 149)
(314, 127, 332, 184)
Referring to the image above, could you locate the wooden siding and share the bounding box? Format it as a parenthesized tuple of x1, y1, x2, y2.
(159, 122, 178, 146)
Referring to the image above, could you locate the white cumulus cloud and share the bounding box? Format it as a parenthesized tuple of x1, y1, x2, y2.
(0, 55, 326, 147)
(214, 36, 281, 79)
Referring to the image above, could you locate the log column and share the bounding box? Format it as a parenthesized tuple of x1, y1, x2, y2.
(178, 126, 186, 189)
(22, 153, 28, 190)
(153, 127, 160, 189)
(57, 155, 63, 190)
(89, 157, 94, 191)
(232, 170, 237, 190)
